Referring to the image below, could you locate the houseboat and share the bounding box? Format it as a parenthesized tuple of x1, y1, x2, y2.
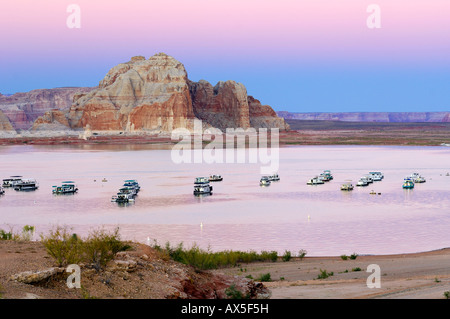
(14, 179, 39, 191)
(2, 176, 23, 188)
(52, 181, 78, 194)
(194, 177, 213, 195)
(209, 175, 223, 182)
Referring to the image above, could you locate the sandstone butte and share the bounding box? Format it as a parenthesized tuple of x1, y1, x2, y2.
(0, 53, 289, 135)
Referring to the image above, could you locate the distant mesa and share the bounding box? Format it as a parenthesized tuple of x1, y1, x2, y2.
(0, 53, 289, 135)
(277, 111, 450, 123)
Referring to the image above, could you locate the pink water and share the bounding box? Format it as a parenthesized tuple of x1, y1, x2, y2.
(0, 144, 449, 256)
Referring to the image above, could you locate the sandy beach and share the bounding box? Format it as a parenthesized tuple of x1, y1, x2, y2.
(215, 248, 450, 299)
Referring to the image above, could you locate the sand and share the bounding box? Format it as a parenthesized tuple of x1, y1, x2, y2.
(214, 249, 450, 299)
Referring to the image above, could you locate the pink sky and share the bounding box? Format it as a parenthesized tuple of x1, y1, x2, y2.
(1, 0, 449, 64)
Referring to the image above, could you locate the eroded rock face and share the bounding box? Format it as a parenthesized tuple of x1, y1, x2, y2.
(0, 110, 15, 132)
(5, 53, 288, 134)
(68, 53, 196, 133)
(0, 87, 94, 130)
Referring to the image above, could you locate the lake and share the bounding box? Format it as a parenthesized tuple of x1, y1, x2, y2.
(1, 144, 449, 256)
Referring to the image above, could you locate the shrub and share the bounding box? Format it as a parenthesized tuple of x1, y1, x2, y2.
(298, 249, 307, 260)
(340, 255, 348, 260)
(82, 227, 130, 270)
(444, 291, 449, 299)
(350, 253, 358, 260)
(257, 273, 272, 282)
(282, 250, 292, 262)
(225, 284, 250, 299)
(352, 267, 362, 272)
(40, 226, 84, 267)
(317, 269, 334, 280)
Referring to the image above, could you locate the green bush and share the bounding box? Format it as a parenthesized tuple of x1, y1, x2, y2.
(257, 273, 272, 282)
(225, 284, 250, 299)
(298, 249, 307, 260)
(444, 291, 449, 299)
(340, 255, 348, 260)
(350, 253, 358, 260)
(40, 226, 84, 267)
(153, 241, 281, 270)
(282, 250, 292, 262)
(41, 226, 130, 269)
(352, 267, 362, 272)
(317, 269, 334, 280)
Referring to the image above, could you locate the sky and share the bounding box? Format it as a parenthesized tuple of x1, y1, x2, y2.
(0, 0, 449, 112)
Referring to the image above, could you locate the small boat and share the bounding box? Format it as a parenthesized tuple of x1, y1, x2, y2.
(194, 179, 213, 195)
(0, 186, 4, 195)
(14, 179, 39, 191)
(369, 172, 384, 181)
(123, 180, 140, 192)
(369, 190, 377, 195)
(111, 192, 135, 203)
(2, 176, 23, 188)
(402, 178, 415, 189)
(340, 181, 354, 191)
(307, 177, 324, 185)
(209, 175, 223, 182)
(410, 173, 426, 183)
(260, 176, 271, 186)
(268, 173, 280, 182)
(440, 143, 450, 147)
(194, 177, 210, 184)
(322, 170, 333, 181)
(52, 181, 78, 194)
(356, 177, 368, 187)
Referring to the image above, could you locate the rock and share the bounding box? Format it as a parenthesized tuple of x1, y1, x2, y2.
(68, 53, 196, 133)
(110, 259, 137, 272)
(248, 96, 290, 130)
(0, 87, 94, 130)
(0, 110, 15, 132)
(277, 111, 450, 123)
(11, 267, 65, 284)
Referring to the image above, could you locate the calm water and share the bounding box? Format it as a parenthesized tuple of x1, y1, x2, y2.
(0, 144, 449, 256)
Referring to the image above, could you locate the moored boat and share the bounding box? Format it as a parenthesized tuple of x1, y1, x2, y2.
(0, 186, 4, 195)
(340, 181, 354, 191)
(402, 178, 415, 189)
(209, 175, 223, 182)
(194, 178, 213, 195)
(14, 179, 39, 191)
(268, 173, 280, 181)
(2, 176, 23, 188)
(111, 192, 135, 203)
(123, 179, 140, 192)
(260, 176, 271, 187)
(307, 177, 324, 185)
(52, 181, 78, 194)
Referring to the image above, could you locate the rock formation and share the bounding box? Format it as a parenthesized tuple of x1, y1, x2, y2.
(0, 87, 94, 130)
(277, 111, 450, 123)
(0, 110, 15, 132)
(68, 53, 197, 133)
(1, 53, 289, 135)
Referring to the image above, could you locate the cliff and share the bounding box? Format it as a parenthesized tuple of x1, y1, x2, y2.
(0, 53, 288, 135)
(277, 111, 450, 123)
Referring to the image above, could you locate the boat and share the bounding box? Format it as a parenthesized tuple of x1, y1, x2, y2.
(194, 177, 210, 184)
(402, 178, 415, 189)
(209, 175, 223, 182)
(356, 178, 368, 187)
(440, 143, 450, 147)
(307, 177, 324, 185)
(14, 179, 39, 191)
(2, 176, 23, 188)
(410, 173, 426, 183)
(340, 181, 354, 191)
(268, 173, 280, 181)
(322, 170, 333, 181)
(194, 177, 213, 195)
(111, 192, 135, 203)
(369, 172, 384, 181)
(123, 180, 140, 192)
(260, 176, 271, 186)
(52, 181, 78, 194)
(0, 186, 4, 195)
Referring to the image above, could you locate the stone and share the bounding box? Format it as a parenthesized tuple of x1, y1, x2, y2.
(11, 267, 65, 284)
